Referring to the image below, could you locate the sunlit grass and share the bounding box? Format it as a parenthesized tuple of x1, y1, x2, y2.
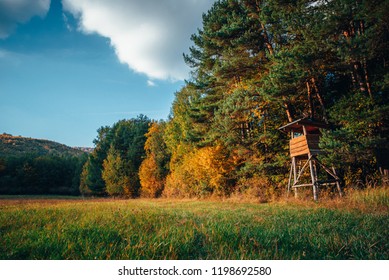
(0, 191, 388, 260)
(344, 187, 389, 212)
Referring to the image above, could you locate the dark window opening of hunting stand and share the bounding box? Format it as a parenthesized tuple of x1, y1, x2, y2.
(279, 118, 342, 201)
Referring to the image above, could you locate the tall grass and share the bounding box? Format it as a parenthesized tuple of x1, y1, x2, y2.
(344, 187, 389, 212)
(0, 191, 388, 260)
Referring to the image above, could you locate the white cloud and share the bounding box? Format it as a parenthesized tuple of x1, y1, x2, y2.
(0, 0, 51, 38)
(62, 0, 214, 81)
(147, 80, 156, 87)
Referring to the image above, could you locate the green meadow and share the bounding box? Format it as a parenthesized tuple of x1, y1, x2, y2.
(0, 189, 388, 260)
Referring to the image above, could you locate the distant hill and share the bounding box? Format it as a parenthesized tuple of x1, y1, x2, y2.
(0, 133, 88, 158)
(73, 147, 94, 153)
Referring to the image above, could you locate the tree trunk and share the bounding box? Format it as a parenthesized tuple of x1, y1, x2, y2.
(261, 23, 274, 56)
(344, 21, 372, 96)
(311, 77, 328, 123)
(306, 81, 314, 119)
(284, 102, 294, 122)
(362, 58, 373, 99)
(353, 61, 368, 94)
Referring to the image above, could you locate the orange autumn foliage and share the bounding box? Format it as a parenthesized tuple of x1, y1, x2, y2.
(139, 122, 170, 197)
(163, 145, 234, 198)
(139, 155, 165, 198)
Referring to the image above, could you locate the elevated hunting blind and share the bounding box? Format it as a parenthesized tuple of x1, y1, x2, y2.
(279, 118, 342, 201)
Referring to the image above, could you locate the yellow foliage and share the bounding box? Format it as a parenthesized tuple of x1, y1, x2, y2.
(139, 121, 169, 198)
(102, 150, 137, 197)
(144, 122, 160, 152)
(139, 156, 164, 198)
(164, 145, 233, 197)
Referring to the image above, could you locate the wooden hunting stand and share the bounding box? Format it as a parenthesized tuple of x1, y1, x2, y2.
(279, 118, 342, 201)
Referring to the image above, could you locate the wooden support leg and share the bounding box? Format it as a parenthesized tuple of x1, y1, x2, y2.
(313, 156, 339, 180)
(309, 155, 319, 201)
(287, 160, 294, 197)
(313, 160, 319, 199)
(292, 157, 298, 199)
(332, 166, 343, 198)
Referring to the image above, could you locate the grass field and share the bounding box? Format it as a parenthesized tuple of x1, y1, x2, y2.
(0, 189, 388, 260)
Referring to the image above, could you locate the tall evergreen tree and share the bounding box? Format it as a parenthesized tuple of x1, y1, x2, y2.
(80, 126, 112, 195)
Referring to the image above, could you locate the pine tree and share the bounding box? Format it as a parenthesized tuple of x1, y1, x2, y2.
(80, 126, 112, 195)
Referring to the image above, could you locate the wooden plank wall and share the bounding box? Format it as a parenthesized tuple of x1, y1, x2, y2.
(290, 134, 320, 157)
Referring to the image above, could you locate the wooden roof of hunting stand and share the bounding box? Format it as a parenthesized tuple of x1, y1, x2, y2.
(279, 118, 342, 201)
(279, 118, 331, 134)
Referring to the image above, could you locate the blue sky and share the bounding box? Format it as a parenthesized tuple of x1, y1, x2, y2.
(0, 0, 214, 147)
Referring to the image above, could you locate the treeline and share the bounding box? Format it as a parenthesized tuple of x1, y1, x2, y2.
(0, 154, 87, 195)
(0, 134, 88, 195)
(80, 0, 388, 198)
